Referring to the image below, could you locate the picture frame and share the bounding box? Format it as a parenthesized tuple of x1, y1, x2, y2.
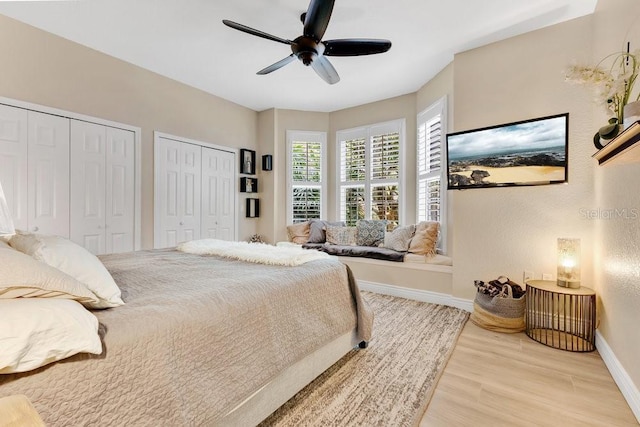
(240, 177, 258, 193)
(446, 113, 569, 190)
(262, 154, 273, 171)
(240, 149, 256, 175)
(246, 198, 260, 218)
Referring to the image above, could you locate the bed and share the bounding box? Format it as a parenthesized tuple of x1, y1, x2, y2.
(0, 248, 373, 426)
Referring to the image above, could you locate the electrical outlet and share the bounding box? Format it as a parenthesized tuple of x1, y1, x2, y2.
(542, 273, 553, 281)
(523, 270, 534, 283)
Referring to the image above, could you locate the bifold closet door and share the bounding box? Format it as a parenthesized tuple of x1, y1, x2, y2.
(27, 111, 70, 237)
(0, 105, 69, 236)
(0, 104, 28, 230)
(154, 137, 201, 248)
(201, 147, 235, 240)
(70, 120, 135, 255)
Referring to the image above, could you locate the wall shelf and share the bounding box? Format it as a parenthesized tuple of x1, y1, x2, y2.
(593, 120, 640, 166)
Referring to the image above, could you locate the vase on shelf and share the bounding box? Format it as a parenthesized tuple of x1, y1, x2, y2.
(593, 118, 621, 150)
(623, 101, 640, 129)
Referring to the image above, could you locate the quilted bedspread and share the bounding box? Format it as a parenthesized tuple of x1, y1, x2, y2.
(0, 249, 373, 426)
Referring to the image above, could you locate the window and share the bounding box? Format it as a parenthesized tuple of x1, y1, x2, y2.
(337, 120, 404, 229)
(417, 97, 447, 252)
(287, 130, 327, 224)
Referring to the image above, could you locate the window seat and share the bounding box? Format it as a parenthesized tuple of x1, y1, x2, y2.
(277, 241, 453, 295)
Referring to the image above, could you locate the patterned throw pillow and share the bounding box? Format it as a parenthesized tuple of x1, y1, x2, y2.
(307, 220, 346, 243)
(356, 220, 387, 247)
(325, 225, 357, 246)
(383, 224, 416, 252)
(286, 221, 311, 244)
(408, 221, 439, 256)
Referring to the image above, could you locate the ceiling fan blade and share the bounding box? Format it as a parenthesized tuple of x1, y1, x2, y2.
(324, 39, 392, 56)
(257, 55, 296, 75)
(310, 56, 340, 85)
(222, 20, 291, 45)
(303, 0, 335, 41)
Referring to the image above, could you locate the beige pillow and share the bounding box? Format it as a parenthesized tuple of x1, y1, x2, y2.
(408, 221, 439, 256)
(9, 233, 124, 309)
(0, 246, 99, 304)
(286, 221, 311, 244)
(0, 298, 102, 374)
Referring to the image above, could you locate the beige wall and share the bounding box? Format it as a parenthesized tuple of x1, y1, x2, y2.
(257, 109, 330, 244)
(592, 0, 640, 396)
(0, 14, 258, 248)
(451, 15, 596, 301)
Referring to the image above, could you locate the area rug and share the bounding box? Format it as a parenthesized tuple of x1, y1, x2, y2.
(260, 292, 469, 427)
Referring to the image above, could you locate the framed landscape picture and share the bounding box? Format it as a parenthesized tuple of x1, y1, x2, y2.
(446, 113, 569, 190)
(240, 149, 256, 175)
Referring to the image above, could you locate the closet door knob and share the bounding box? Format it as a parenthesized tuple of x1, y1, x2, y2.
(179, 221, 184, 226)
(32, 226, 39, 232)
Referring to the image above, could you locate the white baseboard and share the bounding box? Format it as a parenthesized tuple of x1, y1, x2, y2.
(596, 331, 640, 423)
(358, 280, 473, 312)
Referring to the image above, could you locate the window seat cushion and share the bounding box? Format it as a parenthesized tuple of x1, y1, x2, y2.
(302, 243, 405, 262)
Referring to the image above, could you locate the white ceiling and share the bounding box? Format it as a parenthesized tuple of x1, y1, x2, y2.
(0, 0, 597, 112)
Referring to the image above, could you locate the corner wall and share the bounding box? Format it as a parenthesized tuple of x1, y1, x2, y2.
(0, 14, 259, 247)
(592, 0, 640, 408)
(451, 15, 596, 300)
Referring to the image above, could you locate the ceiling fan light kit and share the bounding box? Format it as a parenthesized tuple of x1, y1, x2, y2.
(222, 0, 391, 84)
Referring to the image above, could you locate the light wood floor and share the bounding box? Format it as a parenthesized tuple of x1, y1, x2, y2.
(420, 322, 638, 426)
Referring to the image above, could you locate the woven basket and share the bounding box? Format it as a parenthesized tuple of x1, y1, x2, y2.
(471, 285, 525, 333)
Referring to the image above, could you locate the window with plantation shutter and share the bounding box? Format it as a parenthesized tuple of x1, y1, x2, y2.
(337, 120, 404, 229)
(417, 97, 447, 253)
(287, 131, 326, 224)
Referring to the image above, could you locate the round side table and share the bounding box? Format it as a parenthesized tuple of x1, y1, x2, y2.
(525, 280, 596, 352)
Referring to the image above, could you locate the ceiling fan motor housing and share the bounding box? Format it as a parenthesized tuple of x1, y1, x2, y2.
(292, 36, 324, 66)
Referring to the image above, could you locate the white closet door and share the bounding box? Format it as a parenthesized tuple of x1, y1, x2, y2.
(179, 143, 201, 243)
(0, 104, 28, 231)
(155, 137, 181, 248)
(154, 137, 201, 248)
(27, 111, 70, 237)
(70, 120, 106, 255)
(105, 127, 135, 253)
(202, 147, 235, 240)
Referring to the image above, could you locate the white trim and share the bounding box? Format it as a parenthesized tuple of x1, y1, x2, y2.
(285, 130, 328, 223)
(153, 131, 239, 246)
(595, 330, 640, 423)
(0, 96, 142, 250)
(358, 280, 473, 312)
(153, 131, 237, 154)
(340, 255, 452, 273)
(336, 118, 406, 225)
(417, 96, 447, 254)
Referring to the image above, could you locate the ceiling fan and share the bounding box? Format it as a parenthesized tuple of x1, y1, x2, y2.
(222, 0, 392, 84)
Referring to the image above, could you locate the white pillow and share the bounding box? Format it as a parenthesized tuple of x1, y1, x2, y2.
(0, 246, 99, 305)
(9, 233, 124, 309)
(0, 298, 102, 374)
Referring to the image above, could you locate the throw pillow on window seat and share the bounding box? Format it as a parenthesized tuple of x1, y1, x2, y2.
(356, 220, 387, 246)
(408, 221, 439, 256)
(286, 221, 311, 244)
(383, 224, 416, 252)
(307, 220, 346, 243)
(325, 225, 357, 246)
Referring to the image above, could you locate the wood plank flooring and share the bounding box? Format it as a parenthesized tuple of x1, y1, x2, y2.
(420, 322, 638, 426)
